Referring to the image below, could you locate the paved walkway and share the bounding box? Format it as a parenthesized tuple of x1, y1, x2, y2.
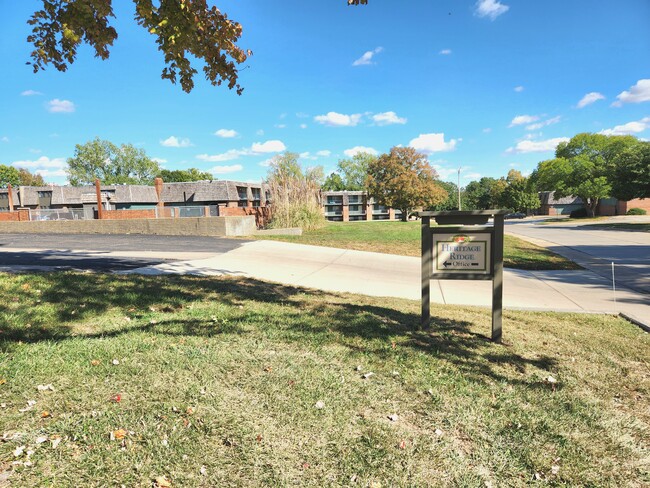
(124, 240, 650, 327)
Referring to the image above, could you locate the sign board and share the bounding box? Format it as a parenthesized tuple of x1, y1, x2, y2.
(433, 233, 491, 275)
(417, 210, 509, 342)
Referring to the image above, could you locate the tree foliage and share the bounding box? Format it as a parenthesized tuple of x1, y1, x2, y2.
(67, 138, 161, 186)
(531, 133, 641, 217)
(322, 152, 377, 191)
(0, 165, 46, 188)
(463, 177, 502, 210)
(26, 1, 367, 93)
(428, 180, 463, 211)
(367, 147, 447, 221)
(265, 152, 325, 230)
(158, 168, 213, 182)
(322, 172, 345, 191)
(611, 141, 650, 201)
(27, 0, 250, 94)
(0, 165, 21, 188)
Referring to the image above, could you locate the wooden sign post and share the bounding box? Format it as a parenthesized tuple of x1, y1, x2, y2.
(418, 210, 508, 342)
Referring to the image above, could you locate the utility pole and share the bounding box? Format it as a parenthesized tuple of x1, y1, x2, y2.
(457, 167, 462, 210)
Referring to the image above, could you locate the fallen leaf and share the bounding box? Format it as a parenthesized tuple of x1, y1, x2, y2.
(50, 435, 62, 449)
(186, 407, 195, 415)
(112, 359, 120, 366)
(13, 445, 25, 458)
(0, 378, 6, 385)
(263, 366, 272, 372)
(355, 365, 362, 371)
(154, 475, 172, 487)
(41, 411, 51, 418)
(90, 359, 100, 366)
(551, 465, 560, 475)
(21, 283, 31, 291)
(110, 394, 122, 403)
(391, 342, 396, 349)
(391, 370, 400, 376)
(35, 436, 48, 444)
(314, 401, 325, 409)
(199, 388, 206, 395)
(545, 376, 557, 384)
(37, 384, 54, 391)
(111, 429, 127, 440)
(362, 372, 375, 379)
(256, 434, 263, 443)
(161, 439, 168, 447)
(302, 462, 310, 469)
(434, 428, 444, 437)
(200, 465, 207, 476)
(387, 414, 399, 422)
(398, 440, 407, 449)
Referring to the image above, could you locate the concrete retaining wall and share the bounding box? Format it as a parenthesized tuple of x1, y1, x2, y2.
(0, 216, 256, 237)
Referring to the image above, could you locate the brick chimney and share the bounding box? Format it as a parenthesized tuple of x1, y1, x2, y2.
(154, 177, 164, 207)
(7, 183, 14, 211)
(95, 179, 103, 220)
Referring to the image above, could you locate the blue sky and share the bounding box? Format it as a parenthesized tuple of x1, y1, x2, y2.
(1, 0, 649, 186)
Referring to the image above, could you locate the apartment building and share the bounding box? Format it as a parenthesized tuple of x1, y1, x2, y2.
(321, 191, 402, 221)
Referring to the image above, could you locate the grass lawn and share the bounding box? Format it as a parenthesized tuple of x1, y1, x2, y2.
(1, 272, 648, 486)
(258, 221, 581, 270)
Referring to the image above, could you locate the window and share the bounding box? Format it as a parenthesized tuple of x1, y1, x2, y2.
(236, 186, 248, 200)
(251, 188, 261, 207)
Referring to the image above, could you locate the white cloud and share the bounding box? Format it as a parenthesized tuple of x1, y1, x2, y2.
(1, 136, 9, 143)
(316, 150, 331, 157)
(475, 0, 509, 20)
(577, 92, 605, 108)
(251, 140, 286, 153)
(352, 47, 383, 66)
(372, 111, 407, 126)
(612, 79, 650, 106)
(482, 128, 492, 133)
(160, 136, 192, 148)
(506, 137, 569, 154)
(258, 158, 274, 167)
(525, 116, 561, 131)
(209, 164, 243, 175)
(256, 129, 264, 136)
(21, 90, 43, 96)
(431, 164, 459, 181)
(35, 169, 67, 178)
(196, 140, 285, 163)
(46, 99, 75, 113)
(12, 156, 66, 169)
(300, 124, 308, 129)
(599, 117, 650, 136)
(409, 133, 459, 153)
(439, 49, 452, 55)
(299, 152, 317, 160)
(152, 157, 167, 164)
(314, 112, 362, 127)
(509, 115, 539, 127)
(274, 124, 287, 129)
(514, 86, 524, 92)
(197, 149, 245, 162)
(343, 146, 378, 157)
(214, 129, 239, 138)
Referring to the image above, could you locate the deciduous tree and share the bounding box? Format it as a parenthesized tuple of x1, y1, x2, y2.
(67, 137, 160, 186)
(158, 168, 213, 182)
(611, 141, 650, 201)
(17, 168, 47, 186)
(0, 165, 21, 188)
(367, 147, 447, 221)
(532, 133, 641, 217)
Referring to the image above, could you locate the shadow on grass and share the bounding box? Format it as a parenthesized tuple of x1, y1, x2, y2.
(0, 273, 558, 387)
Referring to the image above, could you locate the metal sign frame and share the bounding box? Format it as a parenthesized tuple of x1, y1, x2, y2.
(418, 210, 508, 342)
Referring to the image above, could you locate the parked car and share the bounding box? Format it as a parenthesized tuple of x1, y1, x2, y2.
(505, 212, 526, 219)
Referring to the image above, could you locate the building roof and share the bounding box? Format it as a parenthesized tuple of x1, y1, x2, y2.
(538, 191, 583, 205)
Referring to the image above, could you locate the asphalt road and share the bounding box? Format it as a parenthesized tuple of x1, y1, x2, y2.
(506, 217, 650, 294)
(0, 234, 248, 271)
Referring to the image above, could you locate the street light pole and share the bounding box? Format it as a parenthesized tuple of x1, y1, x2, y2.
(457, 167, 462, 210)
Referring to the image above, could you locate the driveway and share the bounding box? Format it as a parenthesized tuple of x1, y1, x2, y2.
(505, 216, 650, 295)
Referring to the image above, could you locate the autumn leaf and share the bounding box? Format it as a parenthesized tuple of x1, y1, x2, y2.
(110, 394, 122, 403)
(111, 429, 127, 440)
(90, 359, 100, 366)
(154, 475, 172, 487)
(41, 410, 51, 418)
(398, 440, 407, 449)
(256, 434, 263, 443)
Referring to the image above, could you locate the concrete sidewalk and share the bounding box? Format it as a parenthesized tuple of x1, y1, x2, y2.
(124, 240, 650, 326)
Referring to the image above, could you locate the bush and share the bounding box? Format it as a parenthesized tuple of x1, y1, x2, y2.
(627, 207, 647, 215)
(569, 207, 588, 218)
